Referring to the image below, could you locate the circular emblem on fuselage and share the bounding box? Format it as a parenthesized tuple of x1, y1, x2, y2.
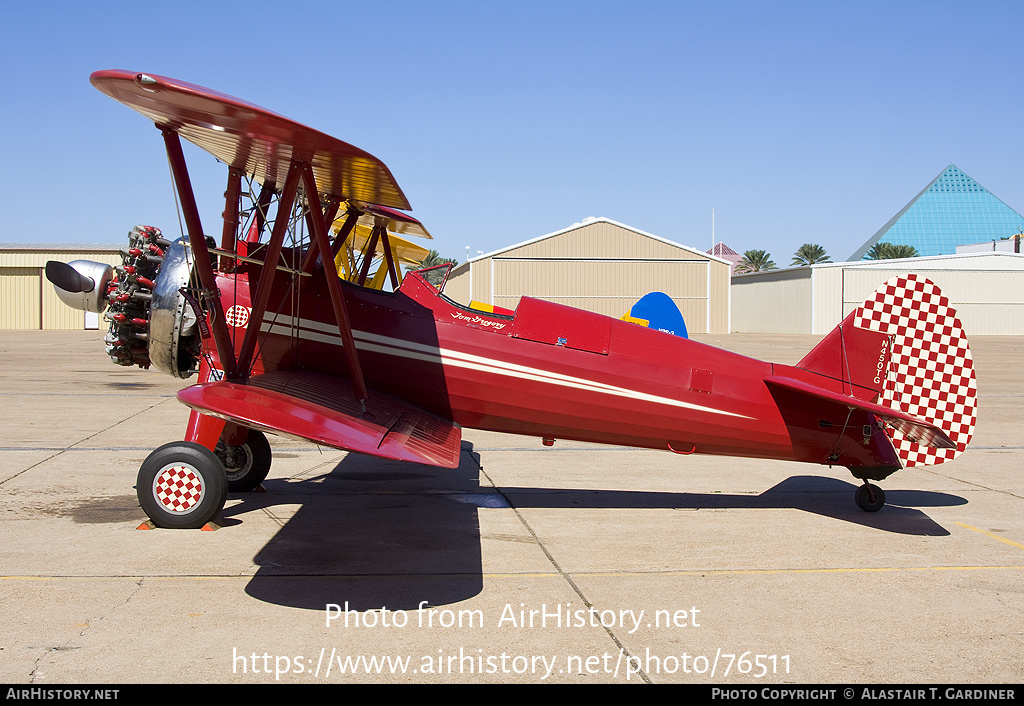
(225, 305, 251, 328)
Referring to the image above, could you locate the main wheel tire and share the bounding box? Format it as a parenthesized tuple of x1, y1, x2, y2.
(216, 430, 272, 493)
(855, 483, 886, 512)
(137, 442, 228, 529)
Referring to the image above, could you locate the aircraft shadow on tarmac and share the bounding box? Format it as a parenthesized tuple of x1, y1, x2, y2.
(230, 442, 967, 611)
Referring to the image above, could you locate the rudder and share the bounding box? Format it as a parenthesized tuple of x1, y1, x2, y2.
(853, 274, 977, 467)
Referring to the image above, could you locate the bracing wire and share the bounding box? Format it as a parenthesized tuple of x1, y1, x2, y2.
(164, 152, 186, 241)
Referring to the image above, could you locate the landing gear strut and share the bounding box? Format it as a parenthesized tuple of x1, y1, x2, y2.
(216, 429, 272, 492)
(855, 482, 886, 512)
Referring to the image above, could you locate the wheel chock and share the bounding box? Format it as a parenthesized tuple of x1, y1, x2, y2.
(135, 519, 221, 530)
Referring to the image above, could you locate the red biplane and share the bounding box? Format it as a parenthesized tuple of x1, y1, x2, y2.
(48, 70, 978, 529)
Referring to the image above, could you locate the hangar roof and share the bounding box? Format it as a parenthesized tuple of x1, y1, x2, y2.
(467, 217, 730, 265)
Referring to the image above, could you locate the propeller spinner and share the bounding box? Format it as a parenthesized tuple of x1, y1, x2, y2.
(45, 260, 113, 313)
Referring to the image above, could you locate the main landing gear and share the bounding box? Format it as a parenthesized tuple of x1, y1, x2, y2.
(854, 482, 886, 513)
(216, 429, 272, 492)
(137, 442, 228, 529)
(137, 429, 272, 528)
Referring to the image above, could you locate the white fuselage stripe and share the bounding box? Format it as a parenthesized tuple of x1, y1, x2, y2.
(259, 317, 751, 419)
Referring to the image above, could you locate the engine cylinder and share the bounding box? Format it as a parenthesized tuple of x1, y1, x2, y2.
(103, 226, 200, 377)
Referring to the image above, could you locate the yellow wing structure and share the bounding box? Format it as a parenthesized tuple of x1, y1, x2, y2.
(330, 204, 431, 290)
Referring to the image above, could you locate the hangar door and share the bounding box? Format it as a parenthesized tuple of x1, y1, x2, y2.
(491, 258, 711, 333)
(0, 268, 41, 329)
(0, 267, 99, 330)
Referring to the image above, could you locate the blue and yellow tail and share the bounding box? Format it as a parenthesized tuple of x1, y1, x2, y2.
(621, 292, 688, 338)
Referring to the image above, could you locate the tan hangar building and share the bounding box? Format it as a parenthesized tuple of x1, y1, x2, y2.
(0, 244, 123, 330)
(443, 217, 732, 335)
(730, 252, 1024, 335)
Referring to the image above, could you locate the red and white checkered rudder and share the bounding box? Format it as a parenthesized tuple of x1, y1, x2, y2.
(853, 274, 977, 467)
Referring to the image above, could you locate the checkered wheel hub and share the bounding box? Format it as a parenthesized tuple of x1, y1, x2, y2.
(853, 274, 977, 468)
(153, 463, 205, 514)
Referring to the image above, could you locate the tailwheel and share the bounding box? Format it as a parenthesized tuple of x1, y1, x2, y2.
(137, 442, 228, 529)
(216, 429, 272, 492)
(855, 482, 886, 513)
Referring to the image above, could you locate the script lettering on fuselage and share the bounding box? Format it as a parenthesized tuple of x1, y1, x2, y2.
(450, 311, 507, 330)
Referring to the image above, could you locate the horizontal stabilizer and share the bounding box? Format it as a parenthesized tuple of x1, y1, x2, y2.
(177, 371, 462, 468)
(765, 375, 955, 450)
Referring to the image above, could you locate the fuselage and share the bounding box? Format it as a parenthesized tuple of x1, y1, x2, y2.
(206, 259, 897, 471)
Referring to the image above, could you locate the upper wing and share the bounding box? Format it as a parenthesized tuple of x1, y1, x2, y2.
(348, 203, 433, 239)
(177, 371, 462, 468)
(90, 70, 411, 211)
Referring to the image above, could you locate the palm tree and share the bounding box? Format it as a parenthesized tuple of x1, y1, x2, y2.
(791, 243, 831, 266)
(866, 243, 892, 260)
(735, 249, 777, 273)
(886, 244, 919, 259)
(866, 242, 919, 260)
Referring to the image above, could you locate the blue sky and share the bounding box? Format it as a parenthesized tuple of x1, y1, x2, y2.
(3, 1, 1023, 264)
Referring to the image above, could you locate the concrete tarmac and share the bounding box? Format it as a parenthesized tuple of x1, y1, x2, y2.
(0, 330, 1021, 684)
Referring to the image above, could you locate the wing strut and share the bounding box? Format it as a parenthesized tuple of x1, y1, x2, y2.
(357, 224, 383, 286)
(299, 164, 369, 403)
(160, 127, 239, 380)
(220, 167, 243, 260)
(299, 195, 341, 274)
(252, 180, 276, 242)
(330, 205, 362, 260)
(235, 161, 302, 378)
(380, 229, 401, 289)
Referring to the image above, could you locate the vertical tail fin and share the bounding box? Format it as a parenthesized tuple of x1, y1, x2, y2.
(797, 310, 892, 402)
(852, 274, 977, 467)
(621, 292, 688, 338)
(800, 274, 977, 467)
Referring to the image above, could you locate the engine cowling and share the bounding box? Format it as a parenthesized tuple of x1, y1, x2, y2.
(145, 235, 201, 378)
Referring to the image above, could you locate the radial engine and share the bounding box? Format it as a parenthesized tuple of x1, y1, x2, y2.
(45, 225, 202, 378)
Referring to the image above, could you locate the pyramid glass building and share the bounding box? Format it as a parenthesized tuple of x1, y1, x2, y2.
(849, 164, 1024, 260)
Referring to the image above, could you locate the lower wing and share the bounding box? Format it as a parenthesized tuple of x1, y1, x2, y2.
(177, 370, 462, 468)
